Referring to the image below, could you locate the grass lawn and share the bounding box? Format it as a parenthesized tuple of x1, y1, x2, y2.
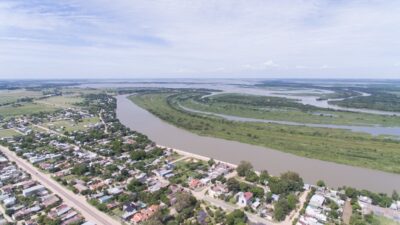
(0, 129, 21, 138)
(45, 117, 100, 132)
(130, 91, 400, 174)
(0, 102, 57, 118)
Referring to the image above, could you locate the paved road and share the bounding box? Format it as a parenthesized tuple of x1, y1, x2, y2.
(0, 145, 119, 225)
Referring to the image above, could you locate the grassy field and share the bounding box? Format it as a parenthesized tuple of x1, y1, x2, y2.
(45, 117, 100, 132)
(0, 102, 58, 118)
(179, 93, 400, 126)
(0, 129, 21, 138)
(0, 90, 44, 105)
(130, 91, 400, 174)
(35, 95, 83, 108)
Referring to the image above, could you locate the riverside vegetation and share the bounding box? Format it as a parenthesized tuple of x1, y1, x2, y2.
(130, 90, 400, 174)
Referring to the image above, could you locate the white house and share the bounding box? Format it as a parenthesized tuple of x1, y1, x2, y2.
(236, 192, 253, 207)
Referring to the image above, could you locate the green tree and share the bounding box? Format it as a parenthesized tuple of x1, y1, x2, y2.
(130, 150, 147, 160)
(208, 158, 215, 166)
(71, 163, 89, 175)
(174, 192, 197, 213)
(274, 198, 290, 221)
(316, 180, 325, 187)
(236, 161, 253, 177)
(226, 209, 247, 225)
(392, 190, 399, 201)
(287, 194, 298, 210)
(226, 178, 240, 192)
(259, 170, 270, 184)
(245, 170, 259, 183)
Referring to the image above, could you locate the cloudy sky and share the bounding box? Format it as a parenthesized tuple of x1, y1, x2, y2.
(0, 0, 400, 79)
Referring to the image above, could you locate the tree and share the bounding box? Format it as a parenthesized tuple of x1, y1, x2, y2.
(274, 198, 290, 221)
(316, 180, 325, 187)
(392, 190, 399, 201)
(236, 161, 253, 177)
(345, 187, 358, 199)
(259, 170, 270, 184)
(226, 178, 240, 192)
(142, 218, 163, 225)
(280, 171, 304, 192)
(208, 158, 215, 166)
(71, 163, 89, 175)
(226, 209, 247, 225)
(245, 170, 259, 183)
(287, 194, 298, 210)
(174, 192, 197, 213)
(130, 150, 146, 160)
(127, 179, 146, 192)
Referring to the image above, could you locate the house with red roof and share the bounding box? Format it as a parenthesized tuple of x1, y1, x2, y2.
(236, 191, 253, 207)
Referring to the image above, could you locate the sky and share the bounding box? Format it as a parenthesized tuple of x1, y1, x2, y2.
(0, 0, 400, 79)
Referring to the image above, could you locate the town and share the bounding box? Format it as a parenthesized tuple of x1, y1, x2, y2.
(0, 90, 399, 225)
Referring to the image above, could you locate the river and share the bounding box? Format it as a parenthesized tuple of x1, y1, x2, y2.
(116, 95, 400, 194)
(81, 81, 400, 116)
(178, 104, 400, 137)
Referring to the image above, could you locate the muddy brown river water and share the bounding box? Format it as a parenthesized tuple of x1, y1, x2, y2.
(116, 95, 400, 194)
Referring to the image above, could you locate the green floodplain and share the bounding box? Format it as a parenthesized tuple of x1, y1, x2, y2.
(129, 90, 400, 174)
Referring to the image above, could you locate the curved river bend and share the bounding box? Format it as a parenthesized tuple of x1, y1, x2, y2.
(116, 95, 400, 194)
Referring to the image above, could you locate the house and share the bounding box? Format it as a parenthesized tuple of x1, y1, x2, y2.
(131, 212, 147, 224)
(131, 205, 159, 224)
(81, 222, 96, 225)
(3, 196, 16, 207)
(236, 192, 253, 207)
(251, 198, 261, 210)
(98, 195, 113, 204)
(41, 195, 60, 208)
(107, 187, 123, 195)
(189, 179, 202, 190)
(89, 181, 105, 190)
(309, 195, 325, 208)
(29, 156, 47, 164)
(209, 183, 229, 198)
(359, 196, 372, 204)
(49, 204, 71, 218)
(135, 173, 147, 183)
(74, 183, 88, 193)
(271, 194, 280, 202)
(305, 206, 327, 223)
(22, 184, 46, 197)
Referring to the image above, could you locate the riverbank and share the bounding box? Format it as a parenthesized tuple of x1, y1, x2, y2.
(116, 94, 400, 194)
(129, 92, 400, 174)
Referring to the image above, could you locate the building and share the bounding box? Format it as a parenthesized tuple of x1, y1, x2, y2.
(236, 192, 253, 207)
(22, 184, 46, 197)
(309, 195, 325, 208)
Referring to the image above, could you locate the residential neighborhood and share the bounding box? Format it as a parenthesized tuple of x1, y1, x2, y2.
(0, 91, 399, 225)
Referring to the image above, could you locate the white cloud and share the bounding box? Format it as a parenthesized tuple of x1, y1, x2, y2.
(0, 0, 400, 78)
